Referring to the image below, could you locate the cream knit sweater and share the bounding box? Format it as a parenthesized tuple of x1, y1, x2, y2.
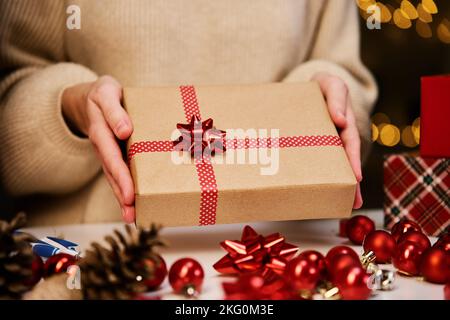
(0, 0, 377, 226)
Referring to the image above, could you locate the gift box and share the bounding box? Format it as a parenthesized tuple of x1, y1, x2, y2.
(124, 82, 356, 227)
(384, 153, 450, 237)
(420, 75, 450, 158)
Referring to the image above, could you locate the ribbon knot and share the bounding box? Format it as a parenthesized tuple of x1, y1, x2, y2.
(213, 225, 299, 276)
(173, 115, 226, 157)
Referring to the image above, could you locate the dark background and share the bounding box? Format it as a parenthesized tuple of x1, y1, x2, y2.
(1, 1, 449, 219)
(360, 0, 450, 207)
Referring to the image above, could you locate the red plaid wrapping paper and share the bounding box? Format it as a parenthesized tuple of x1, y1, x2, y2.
(384, 154, 450, 237)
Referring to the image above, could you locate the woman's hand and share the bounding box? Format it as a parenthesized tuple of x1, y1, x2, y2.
(61, 76, 135, 222)
(312, 72, 363, 209)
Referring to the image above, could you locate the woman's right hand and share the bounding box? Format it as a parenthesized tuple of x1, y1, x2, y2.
(61, 76, 135, 223)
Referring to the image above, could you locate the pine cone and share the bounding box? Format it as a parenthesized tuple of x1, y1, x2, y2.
(80, 224, 164, 299)
(0, 213, 37, 299)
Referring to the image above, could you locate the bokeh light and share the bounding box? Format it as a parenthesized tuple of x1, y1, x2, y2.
(417, 3, 433, 23)
(416, 20, 433, 38)
(371, 112, 391, 125)
(437, 19, 450, 44)
(422, 0, 438, 14)
(394, 8, 412, 29)
(401, 0, 418, 20)
(379, 124, 401, 147)
(371, 123, 379, 142)
(412, 117, 420, 144)
(401, 126, 419, 147)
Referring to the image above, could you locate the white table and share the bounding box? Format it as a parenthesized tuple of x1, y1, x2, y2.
(25, 210, 445, 300)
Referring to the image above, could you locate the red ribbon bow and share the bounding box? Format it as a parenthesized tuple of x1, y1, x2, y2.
(173, 115, 226, 157)
(222, 269, 301, 300)
(213, 225, 299, 276)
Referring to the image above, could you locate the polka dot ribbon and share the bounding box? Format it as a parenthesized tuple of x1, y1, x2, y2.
(128, 85, 343, 226)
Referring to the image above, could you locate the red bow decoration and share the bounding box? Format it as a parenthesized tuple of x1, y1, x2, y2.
(222, 270, 302, 300)
(213, 225, 299, 276)
(173, 115, 226, 157)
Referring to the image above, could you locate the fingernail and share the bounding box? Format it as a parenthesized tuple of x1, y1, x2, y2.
(115, 120, 128, 137)
(121, 207, 126, 219)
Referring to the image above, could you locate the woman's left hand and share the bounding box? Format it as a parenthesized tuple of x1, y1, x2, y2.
(312, 72, 363, 209)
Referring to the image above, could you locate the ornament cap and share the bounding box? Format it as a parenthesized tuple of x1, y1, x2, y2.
(360, 251, 376, 268)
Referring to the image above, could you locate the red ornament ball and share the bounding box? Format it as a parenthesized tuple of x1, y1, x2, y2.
(326, 245, 359, 263)
(445, 283, 450, 300)
(169, 258, 204, 296)
(43, 253, 77, 278)
(363, 230, 396, 263)
(419, 247, 450, 284)
(392, 240, 424, 276)
(433, 233, 450, 253)
(284, 250, 326, 291)
(345, 215, 375, 245)
(142, 255, 167, 291)
(338, 219, 349, 237)
(333, 265, 371, 300)
(328, 255, 362, 282)
(398, 230, 431, 251)
(391, 219, 421, 242)
(23, 254, 44, 287)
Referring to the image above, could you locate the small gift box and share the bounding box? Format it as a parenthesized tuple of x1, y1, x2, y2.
(124, 82, 356, 227)
(420, 75, 450, 158)
(384, 153, 450, 236)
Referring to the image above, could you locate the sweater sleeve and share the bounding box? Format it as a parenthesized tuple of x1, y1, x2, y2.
(282, 0, 378, 161)
(0, 0, 101, 196)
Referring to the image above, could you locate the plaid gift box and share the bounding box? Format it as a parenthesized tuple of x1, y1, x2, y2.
(384, 154, 450, 237)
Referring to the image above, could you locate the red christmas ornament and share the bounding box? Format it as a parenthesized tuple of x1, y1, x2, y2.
(142, 255, 167, 291)
(43, 253, 77, 278)
(398, 230, 431, 251)
(169, 258, 204, 296)
(213, 225, 298, 276)
(333, 265, 371, 300)
(326, 254, 361, 282)
(284, 250, 326, 291)
(392, 240, 424, 276)
(23, 254, 44, 287)
(326, 245, 359, 262)
(419, 247, 450, 284)
(338, 219, 349, 237)
(433, 233, 450, 252)
(363, 230, 396, 263)
(445, 283, 450, 300)
(391, 219, 421, 242)
(345, 215, 375, 245)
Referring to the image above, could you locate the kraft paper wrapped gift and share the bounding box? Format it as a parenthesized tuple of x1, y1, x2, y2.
(124, 82, 356, 227)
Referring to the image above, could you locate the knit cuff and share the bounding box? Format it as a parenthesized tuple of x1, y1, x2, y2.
(1, 63, 101, 195)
